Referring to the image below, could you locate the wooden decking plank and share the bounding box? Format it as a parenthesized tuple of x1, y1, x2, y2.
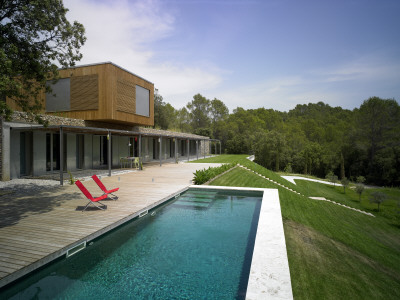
(0, 241, 60, 255)
(0, 250, 42, 262)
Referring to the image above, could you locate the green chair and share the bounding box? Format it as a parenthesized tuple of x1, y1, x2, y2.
(134, 157, 140, 169)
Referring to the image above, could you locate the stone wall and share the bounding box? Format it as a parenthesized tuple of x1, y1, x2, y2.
(10, 111, 85, 127)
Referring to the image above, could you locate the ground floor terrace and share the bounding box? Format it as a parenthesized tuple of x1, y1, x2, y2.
(1, 121, 221, 184)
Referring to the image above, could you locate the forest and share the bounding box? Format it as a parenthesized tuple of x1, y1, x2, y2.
(154, 93, 400, 187)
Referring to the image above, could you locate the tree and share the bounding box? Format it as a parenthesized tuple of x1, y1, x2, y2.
(356, 97, 400, 185)
(356, 176, 366, 184)
(254, 130, 287, 171)
(154, 93, 176, 130)
(369, 191, 388, 212)
(210, 98, 229, 124)
(355, 183, 365, 201)
(186, 94, 211, 131)
(176, 107, 191, 132)
(210, 98, 229, 138)
(326, 171, 338, 186)
(341, 177, 350, 194)
(0, 0, 86, 122)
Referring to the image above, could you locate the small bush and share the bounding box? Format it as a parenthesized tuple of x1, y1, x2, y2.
(193, 163, 236, 185)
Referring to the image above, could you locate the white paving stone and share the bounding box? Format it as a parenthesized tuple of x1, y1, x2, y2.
(246, 188, 293, 300)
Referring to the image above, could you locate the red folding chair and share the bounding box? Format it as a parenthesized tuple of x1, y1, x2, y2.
(91, 174, 119, 200)
(75, 180, 108, 211)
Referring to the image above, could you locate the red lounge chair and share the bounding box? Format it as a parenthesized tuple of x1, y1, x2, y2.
(91, 174, 119, 200)
(75, 180, 108, 211)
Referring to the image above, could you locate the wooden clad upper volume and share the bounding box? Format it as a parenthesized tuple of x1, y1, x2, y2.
(6, 62, 154, 127)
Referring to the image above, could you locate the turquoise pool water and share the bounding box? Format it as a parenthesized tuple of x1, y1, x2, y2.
(1, 188, 262, 299)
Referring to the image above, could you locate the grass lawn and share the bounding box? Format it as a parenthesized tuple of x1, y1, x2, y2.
(191, 155, 400, 299)
(191, 154, 249, 164)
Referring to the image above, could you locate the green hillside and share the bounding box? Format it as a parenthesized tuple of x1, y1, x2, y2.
(192, 155, 400, 299)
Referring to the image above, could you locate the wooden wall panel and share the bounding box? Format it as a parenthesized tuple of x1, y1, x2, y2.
(116, 79, 135, 114)
(70, 74, 99, 111)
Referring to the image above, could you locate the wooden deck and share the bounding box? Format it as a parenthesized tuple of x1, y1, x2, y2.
(0, 162, 220, 288)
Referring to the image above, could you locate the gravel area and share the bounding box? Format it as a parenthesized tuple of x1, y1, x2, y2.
(0, 178, 60, 189)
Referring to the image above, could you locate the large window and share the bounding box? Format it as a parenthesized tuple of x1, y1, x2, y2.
(46, 133, 60, 171)
(135, 85, 150, 117)
(45, 78, 71, 112)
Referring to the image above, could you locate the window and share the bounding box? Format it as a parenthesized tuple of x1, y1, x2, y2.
(135, 85, 150, 117)
(45, 78, 71, 112)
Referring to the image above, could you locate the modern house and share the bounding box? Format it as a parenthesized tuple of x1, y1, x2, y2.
(0, 62, 220, 183)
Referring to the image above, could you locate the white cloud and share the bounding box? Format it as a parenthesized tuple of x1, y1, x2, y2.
(64, 0, 224, 108)
(213, 53, 400, 112)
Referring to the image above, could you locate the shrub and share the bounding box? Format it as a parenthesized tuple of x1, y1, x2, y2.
(193, 163, 235, 185)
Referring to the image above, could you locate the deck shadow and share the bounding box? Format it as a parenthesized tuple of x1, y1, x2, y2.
(0, 184, 80, 228)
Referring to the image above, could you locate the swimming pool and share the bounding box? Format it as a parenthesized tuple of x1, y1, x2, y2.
(1, 188, 263, 299)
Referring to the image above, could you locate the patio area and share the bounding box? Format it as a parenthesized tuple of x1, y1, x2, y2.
(19, 154, 212, 183)
(0, 161, 220, 288)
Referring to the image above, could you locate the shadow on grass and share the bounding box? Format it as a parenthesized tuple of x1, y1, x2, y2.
(0, 184, 80, 228)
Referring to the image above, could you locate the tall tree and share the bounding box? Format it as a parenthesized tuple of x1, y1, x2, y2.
(186, 94, 211, 131)
(176, 107, 191, 133)
(209, 98, 229, 139)
(154, 93, 176, 130)
(0, 0, 86, 122)
(254, 130, 287, 171)
(356, 97, 400, 184)
(210, 98, 229, 124)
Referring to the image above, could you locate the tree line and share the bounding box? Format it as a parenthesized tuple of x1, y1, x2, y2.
(155, 94, 400, 187)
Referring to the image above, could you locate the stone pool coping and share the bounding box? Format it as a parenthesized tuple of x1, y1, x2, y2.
(190, 185, 293, 300)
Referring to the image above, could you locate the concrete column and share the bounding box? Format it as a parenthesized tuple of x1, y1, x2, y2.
(175, 138, 178, 163)
(159, 136, 162, 166)
(108, 131, 111, 177)
(59, 127, 63, 185)
(187, 139, 189, 162)
(139, 134, 142, 170)
(50, 133, 53, 172)
(1, 122, 10, 181)
(196, 140, 198, 160)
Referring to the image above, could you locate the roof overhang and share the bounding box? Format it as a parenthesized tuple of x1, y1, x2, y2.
(9, 125, 215, 141)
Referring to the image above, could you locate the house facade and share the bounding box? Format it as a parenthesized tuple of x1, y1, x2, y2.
(1, 62, 217, 183)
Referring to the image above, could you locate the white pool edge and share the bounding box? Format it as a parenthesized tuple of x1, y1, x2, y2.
(190, 185, 293, 300)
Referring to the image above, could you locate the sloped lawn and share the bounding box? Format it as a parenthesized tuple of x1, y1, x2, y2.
(192, 155, 400, 299)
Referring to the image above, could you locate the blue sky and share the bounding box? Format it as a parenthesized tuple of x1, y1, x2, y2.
(65, 0, 400, 112)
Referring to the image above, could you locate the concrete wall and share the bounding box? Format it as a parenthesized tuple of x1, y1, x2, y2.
(1, 120, 10, 180)
(66, 133, 76, 171)
(10, 130, 20, 179)
(112, 135, 119, 167)
(32, 131, 46, 176)
(92, 135, 100, 168)
(84, 134, 93, 169)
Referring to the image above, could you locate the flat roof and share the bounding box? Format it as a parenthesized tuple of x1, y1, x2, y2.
(60, 61, 154, 85)
(8, 124, 214, 141)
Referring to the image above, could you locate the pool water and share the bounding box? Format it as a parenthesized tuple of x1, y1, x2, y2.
(1, 189, 262, 299)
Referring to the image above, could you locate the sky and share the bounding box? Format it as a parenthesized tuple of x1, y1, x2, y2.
(64, 0, 400, 112)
